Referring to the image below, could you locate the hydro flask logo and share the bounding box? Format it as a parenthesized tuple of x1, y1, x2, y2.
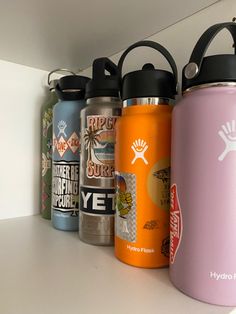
(131, 139, 148, 165)
(57, 120, 67, 137)
(218, 120, 236, 161)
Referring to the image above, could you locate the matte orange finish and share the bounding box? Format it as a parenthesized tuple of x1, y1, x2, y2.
(115, 103, 172, 268)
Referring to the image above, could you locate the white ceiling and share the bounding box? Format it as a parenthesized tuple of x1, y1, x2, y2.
(0, 0, 218, 72)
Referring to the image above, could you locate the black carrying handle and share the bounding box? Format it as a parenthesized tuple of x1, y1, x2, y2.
(188, 22, 236, 72)
(118, 40, 178, 88)
(93, 57, 118, 79)
(47, 68, 76, 85)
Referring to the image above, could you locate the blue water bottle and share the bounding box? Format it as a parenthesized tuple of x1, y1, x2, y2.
(52, 75, 90, 231)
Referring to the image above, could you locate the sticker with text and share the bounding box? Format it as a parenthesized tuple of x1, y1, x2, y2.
(80, 186, 115, 215)
(170, 184, 183, 264)
(84, 115, 118, 179)
(52, 161, 79, 216)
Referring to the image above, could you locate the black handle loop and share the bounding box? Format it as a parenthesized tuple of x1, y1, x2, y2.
(47, 68, 76, 86)
(93, 57, 118, 80)
(189, 22, 236, 70)
(118, 40, 178, 87)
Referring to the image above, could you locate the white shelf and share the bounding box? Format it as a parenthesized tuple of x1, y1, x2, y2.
(0, 0, 218, 71)
(0, 215, 233, 314)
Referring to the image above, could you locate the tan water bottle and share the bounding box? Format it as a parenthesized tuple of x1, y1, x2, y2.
(79, 58, 122, 245)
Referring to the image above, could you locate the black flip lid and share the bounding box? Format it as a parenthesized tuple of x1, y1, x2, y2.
(85, 57, 119, 99)
(118, 41, 178, 101)
(122, 63, 176, 100)
(55, 75, 90, 101)
(182, 22, 236, 91)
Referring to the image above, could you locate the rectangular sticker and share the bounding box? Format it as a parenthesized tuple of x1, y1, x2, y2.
(52, 161, 79, 214)
(80, 186, 115, 215)
(115, 172, 136, 243)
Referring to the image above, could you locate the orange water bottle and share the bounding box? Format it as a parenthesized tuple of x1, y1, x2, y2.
(115, 41, 177, 268)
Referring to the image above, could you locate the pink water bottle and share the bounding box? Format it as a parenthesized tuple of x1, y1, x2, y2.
(170, 22, 236, 306)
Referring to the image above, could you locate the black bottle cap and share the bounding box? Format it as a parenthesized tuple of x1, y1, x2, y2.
(182, 22, 236, 91)
(118, 40, 178, 101)
(122, 63, 176, 100)
(85, 57, 119, 99)
(55, 75, 90, 101)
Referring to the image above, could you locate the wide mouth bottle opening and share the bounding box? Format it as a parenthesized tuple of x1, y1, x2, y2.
(183, 82, 236, 94)
(123, 97, 174, 107)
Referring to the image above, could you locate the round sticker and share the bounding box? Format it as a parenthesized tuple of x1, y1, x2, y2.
(147, 158, 170, 211)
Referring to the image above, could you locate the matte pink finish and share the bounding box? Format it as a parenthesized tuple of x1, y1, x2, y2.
(170, 86, 236, 306)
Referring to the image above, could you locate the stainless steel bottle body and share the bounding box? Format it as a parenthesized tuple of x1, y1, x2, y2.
(79, 97, 121, 245)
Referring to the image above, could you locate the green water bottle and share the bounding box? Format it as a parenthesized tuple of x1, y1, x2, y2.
(41, 69, 75, 219)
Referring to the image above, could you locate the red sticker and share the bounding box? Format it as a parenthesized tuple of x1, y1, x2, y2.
(170, 184, 183, 264)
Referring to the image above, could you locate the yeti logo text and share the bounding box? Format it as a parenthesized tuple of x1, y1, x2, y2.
(57, 120, 67, 137)
(131, 139, 148, 165)
(218, 120, 236, 161)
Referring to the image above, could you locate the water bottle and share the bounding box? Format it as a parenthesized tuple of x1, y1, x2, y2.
(79, 57, 122, 245)
(41, 69, 75, 219)
(52, 74, 90, 231)
(115, 41, 177, 268)
(170, 22, 236, 306)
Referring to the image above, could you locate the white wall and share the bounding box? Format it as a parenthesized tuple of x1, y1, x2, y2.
(1, 0, 236, 219)
(0, 61, 50, 219)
